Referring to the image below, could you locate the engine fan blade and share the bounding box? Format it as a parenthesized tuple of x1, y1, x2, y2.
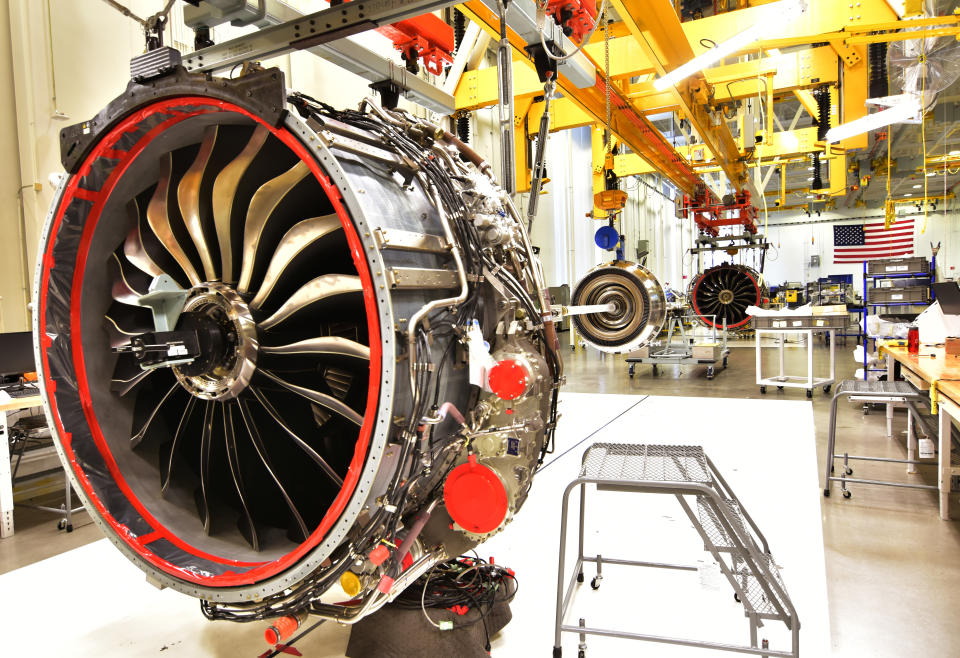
(111, 354, 154, 396)
(249, 215, 343, 310)
(124, 200, 164, 278)
(130, 381, 182, 449)
(109, 253, 147, 306)
(161, 396, 197, 495)
(249, 386, 345, 487)
(147, 153, 202, 287)
(237, 161, 311, 294)
(259, 369, 363, 426)
(178, 125, 220, 282)
(237, 396, 310, 541)
(213, 126, 271, 284)
(260, 336, 370, 362)
(258, 274, 363, 331)
(194, 401, 216, 534)
(104, 307, 153, 349)
(223, 403, 261, 551)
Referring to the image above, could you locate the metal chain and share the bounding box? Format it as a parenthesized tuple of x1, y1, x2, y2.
(604, 12, 612, 153)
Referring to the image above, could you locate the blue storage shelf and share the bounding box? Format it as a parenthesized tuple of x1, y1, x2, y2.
(861, 257, 935, 380)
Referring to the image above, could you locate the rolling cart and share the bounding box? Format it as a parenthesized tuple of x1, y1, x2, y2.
(753, 313, 847, 398)
(626, 314, 729, 380)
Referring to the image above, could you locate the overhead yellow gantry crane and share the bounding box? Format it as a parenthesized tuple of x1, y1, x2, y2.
(453, 0, 960, 213)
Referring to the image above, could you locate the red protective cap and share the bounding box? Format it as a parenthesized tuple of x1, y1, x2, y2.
(443, 455, 508, 534)
(377, 575, 395, 594)
(368, 544, 390, 566)
(487, 359, 529, 400)
(264, 615, 301, 645)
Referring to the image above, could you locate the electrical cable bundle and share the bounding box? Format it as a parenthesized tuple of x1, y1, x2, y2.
(392, 554, 519, 652)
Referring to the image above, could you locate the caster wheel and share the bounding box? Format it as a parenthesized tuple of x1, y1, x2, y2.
(734, 593, 741, 603)
(590, 577, 601, 590)
(707, 367, 714, 380)
(845, 467, 853, 476)
(760, 386, 766, 394)
(823, 489, 831, 497)
(777, 386, 784, 391)
(57, 519, 66, 530)
(652, 366, 658, 375)
(842, 490, 852, 499)
(722, 357, 728, 367)
(576, 572, 584, 583)
(824, 385, 832, 393)
(578, 651, 585, 658)
(66, 523, 74, 533)
(553, 648, 562, 658)
(806, 389, 813, 399)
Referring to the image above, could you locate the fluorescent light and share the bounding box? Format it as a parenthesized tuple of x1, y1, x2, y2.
(905, 193, 913, 197)
(927, 171, 937, 176)
(825, 96, 923, 143)
(950, 150, 960, 156)
(807, 177, 814, 181)
(913, 184, 922, 188)
(653, 0, 805, 91)
(807, 167, 814, 171)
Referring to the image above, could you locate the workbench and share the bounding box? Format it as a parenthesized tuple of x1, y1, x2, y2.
(881, 345, 960, 520)
(753, 314, 847, 398)
(0, 391, 44, 537)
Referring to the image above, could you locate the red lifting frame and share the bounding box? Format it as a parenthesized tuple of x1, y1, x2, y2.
(684, 189, 759, 236)
(378, 14, 455, 76)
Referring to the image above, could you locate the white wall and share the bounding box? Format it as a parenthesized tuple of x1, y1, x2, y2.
(763, 204, 959, 295)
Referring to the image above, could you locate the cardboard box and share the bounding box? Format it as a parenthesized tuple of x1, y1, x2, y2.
(946, 337, 960, 357)
(692, 343, 720, 360)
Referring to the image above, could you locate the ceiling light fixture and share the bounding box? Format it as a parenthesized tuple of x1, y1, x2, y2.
(653, 0, 806, 92)
(825, 95, 923, 143)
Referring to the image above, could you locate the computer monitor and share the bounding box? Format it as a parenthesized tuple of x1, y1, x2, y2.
(0, 331, 36, 379)
(934, 282, 960, 316)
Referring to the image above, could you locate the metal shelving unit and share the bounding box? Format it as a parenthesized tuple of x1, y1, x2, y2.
(861, 257, 935, 380)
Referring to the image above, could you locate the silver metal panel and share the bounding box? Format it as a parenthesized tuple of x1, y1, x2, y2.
(387, 267, 459, 289)
(182, 0, 457, 113)
(374, 228, 448, 253)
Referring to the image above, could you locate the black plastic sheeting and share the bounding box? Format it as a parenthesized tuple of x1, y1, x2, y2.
(41, 100, 259, 580)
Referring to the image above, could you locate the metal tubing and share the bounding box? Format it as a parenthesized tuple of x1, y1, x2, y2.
(527, 77, 554, 231)
(496, 0, 515, 194)
(827, 476, 938, 491)
(832, 454, 933, 465)
(581, 556, 699, 571)
(556, 623, 795, 657)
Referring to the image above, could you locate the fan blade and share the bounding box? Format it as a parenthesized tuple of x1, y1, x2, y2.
(147, 153, 202, 286)
(249, 215, 343, 310)
(178, 125, 219, 281)
(259, 369, 363, 426)
(104, 310, 151, 348)
(124, 200, 164, 277)
(195, 401, 216, 534)
(260, 336, 370, 362)
(259, 274, 363, 331)
(111, 355, 153, 396)
(237, 161, 311, 293)
(223, 403, 261, 551)
(109, 253, 145, 306)
(236, 396, 310, 539)
(131, 381, 181, 449)
(213, 126, 270, 284)
(249, 387, 345, 487)
(161, 396, 196, 494)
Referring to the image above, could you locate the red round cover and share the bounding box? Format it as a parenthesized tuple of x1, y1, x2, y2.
(487, 359, 529, 400)
(443, 456, 508, 534)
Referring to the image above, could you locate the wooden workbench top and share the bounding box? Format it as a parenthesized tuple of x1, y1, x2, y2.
(0, 394, 43, 413)
(884, 345, 960, 383)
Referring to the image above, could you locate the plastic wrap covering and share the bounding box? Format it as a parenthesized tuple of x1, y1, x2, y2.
(887, 0, 960, 99)
(34, 66, 561, 619)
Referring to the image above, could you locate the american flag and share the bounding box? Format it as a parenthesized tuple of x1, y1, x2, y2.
(833, 219, 914, 264)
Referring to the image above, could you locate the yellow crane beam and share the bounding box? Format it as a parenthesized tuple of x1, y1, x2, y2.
(459, 0, 705, 197)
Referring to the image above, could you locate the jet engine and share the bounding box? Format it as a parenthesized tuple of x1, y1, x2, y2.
(34, 67, 561, 623)
(688, 263, 764, 331)
(570, 261, 666, 353)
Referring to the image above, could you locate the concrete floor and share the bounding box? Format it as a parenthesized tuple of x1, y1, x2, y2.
(3, 334, 960, 656)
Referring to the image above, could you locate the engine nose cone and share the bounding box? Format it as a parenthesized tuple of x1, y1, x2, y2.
(174, 283, 258, 400)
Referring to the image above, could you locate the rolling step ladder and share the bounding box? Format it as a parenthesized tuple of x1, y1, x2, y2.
(553, 443, 800, 657)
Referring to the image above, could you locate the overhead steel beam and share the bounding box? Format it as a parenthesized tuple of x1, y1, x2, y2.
(181, 0, 457, 114)
(609, 0, 748, 192)
(459, 0, 705, 197)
